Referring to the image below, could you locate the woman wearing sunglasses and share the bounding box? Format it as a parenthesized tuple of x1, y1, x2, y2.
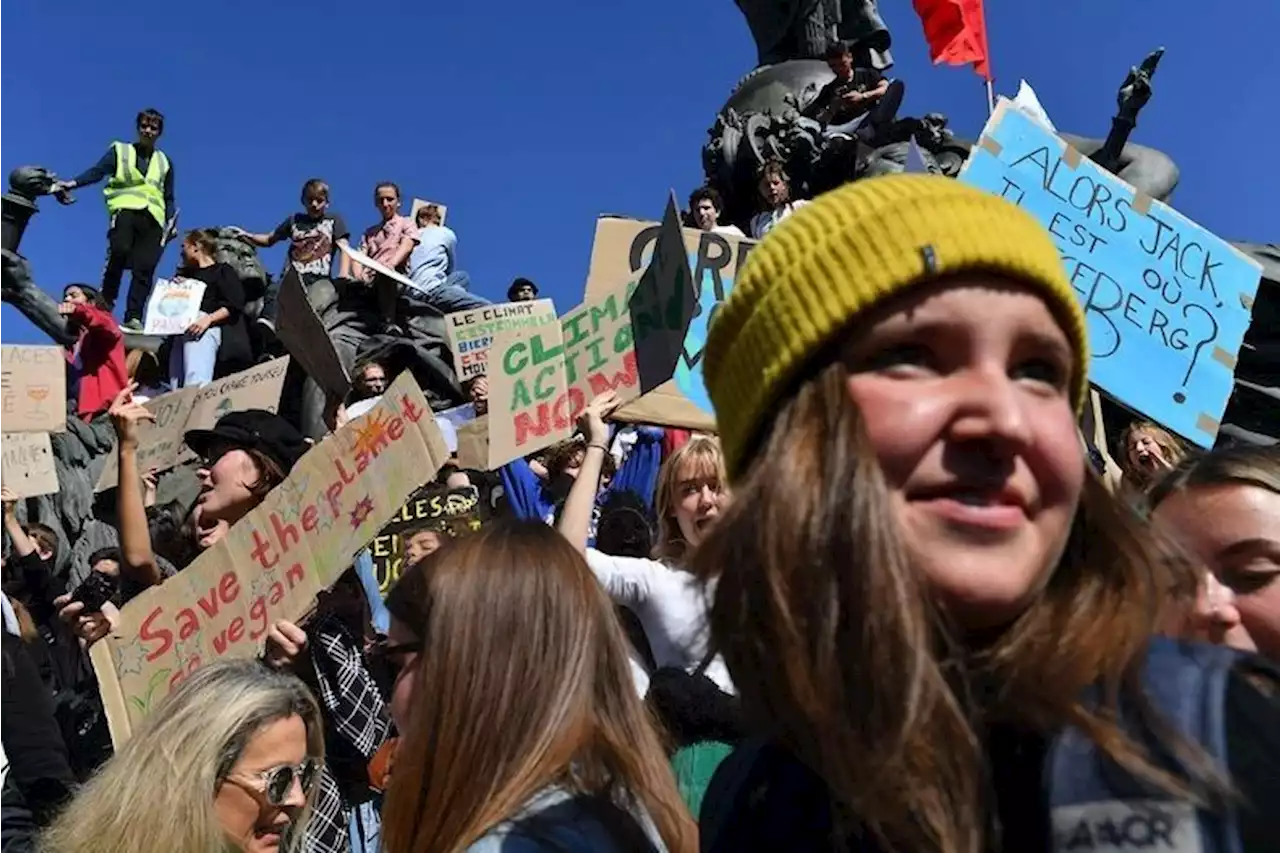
(41, 659, 324, 853)
(377, 520, 697, 853)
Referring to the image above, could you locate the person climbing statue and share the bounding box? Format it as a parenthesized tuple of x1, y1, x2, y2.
(52, 108, 178, 332)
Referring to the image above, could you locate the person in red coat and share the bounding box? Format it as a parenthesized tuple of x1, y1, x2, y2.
(58, 284, 128, 421)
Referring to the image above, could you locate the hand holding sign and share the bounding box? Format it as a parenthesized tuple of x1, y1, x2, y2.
(578, 391, 620, 447)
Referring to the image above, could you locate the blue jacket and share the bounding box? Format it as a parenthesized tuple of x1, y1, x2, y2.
(700, 638, 1277, 852)
(500, 427, 663, 546)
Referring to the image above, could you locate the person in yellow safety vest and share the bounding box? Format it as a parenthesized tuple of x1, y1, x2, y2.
(52, 108, 177, 332)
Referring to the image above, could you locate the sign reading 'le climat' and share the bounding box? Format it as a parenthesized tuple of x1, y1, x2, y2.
(959, 98, 1262, 448)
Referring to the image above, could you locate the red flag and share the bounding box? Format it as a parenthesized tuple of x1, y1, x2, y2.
(912, 0, 992, 80)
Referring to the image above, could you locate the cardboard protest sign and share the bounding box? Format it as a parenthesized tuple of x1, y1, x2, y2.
(1, 345, 67, 434)
(90, 373, 450, 746)
(959, 99, 1262, 447)
(143, 277, 208, 336)
(487, 198, 696, 467)
(444, 300, 558, 381)
(409, 198, 448, 226)
(584, 215, 755, 431)
(454, 415, 490, 471)
(1, 432, 58, 498)
(275, 268, 352, 401)
(369, 483, 486, 594)
(96, 358, 291, 491)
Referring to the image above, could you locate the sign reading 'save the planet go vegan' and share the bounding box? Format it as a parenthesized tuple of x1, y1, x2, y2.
(959, 98, 1261, 448)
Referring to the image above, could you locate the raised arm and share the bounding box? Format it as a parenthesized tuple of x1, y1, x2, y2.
(556, 391, 619, 554)
(110, 386, 163, 586)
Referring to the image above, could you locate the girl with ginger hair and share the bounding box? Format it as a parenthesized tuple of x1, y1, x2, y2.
(690, 174, 1280, 852)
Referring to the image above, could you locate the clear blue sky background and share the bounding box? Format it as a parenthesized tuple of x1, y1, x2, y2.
(2, 0, 1275, 345)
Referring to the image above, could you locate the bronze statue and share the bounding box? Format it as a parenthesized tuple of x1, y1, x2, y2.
(735, 0, 892, 68)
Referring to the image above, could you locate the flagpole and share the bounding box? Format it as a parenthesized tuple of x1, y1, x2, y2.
(985, 78, 995, 115)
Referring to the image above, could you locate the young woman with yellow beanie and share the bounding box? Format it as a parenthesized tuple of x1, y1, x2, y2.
(691, 174, 1280, 852)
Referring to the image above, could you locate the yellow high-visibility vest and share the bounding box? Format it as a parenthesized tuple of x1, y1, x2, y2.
(103, 141, 169, 226)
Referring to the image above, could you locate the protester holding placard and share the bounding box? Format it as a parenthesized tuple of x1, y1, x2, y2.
(690, 175, 1280, 853)
(40, 659, 324, 853)
(58, 284, 127, 421)
(747, 160, 809, 240)
(354, 182, 419, 336)
(168, 229, 252, 388)
(558, 399, 734, 696)
(378, 521, 696, 853)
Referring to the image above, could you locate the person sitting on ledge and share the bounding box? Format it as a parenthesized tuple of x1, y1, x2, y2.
(689, 187, 746, 238)
(749, 161, 809, 240)
(404, 203, 490, 315)
(803, 41, 905, 147)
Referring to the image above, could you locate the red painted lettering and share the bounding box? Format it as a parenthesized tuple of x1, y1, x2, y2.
(249, 596, 269, 640)
(325, 481, 344, 518)
(269, 581, 284, 605)
(227, 616, 245, 644)
(388, 415, 404, 441)
(400, 395, 424, 422)
(270, 512, 300, 556)
(587, 350, 639, 395)
(250, 529, 279, 569)
(514, 404, 554, 445)
(301, 505, 318, 532)
(335, 459, 358, 485)
(139, 607, 173, 661)
(218, 570, 241, 604)
(176, 608, 200, 640)
(285, 561, 305, 589)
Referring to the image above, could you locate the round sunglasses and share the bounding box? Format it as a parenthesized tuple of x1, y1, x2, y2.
(226, 757, 320, 806)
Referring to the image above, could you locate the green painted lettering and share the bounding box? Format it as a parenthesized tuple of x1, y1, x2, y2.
(509, 378, 532, 409)
(584, 336, 608, 372)
(503, 341, 528, 375)
(533, 365, 558, 401)
(561, 310, 591, 349)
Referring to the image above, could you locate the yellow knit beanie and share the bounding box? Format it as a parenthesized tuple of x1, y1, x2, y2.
(703, 173, 1088, 481)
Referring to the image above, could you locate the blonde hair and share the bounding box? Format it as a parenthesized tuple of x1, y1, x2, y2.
(41, 660, 325, 853)
(1119, 420, 1190, 493)
(653, 435, 727, 563)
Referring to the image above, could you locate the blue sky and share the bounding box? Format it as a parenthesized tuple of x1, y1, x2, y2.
(2, 0, 1275, 345)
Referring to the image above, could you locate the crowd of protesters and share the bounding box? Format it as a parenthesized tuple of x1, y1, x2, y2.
(2, 100, 1278, 853)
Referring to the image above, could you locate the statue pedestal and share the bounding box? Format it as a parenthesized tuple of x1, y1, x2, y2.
(1, 192, 38, 253)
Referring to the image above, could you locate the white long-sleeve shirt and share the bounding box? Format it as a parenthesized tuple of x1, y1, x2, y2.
(585, 549, 735, 695)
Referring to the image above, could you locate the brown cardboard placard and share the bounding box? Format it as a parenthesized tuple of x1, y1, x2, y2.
(276, 268, 352, 401)
(95, 357, 291, 491)
(583, 214, 753, 431)
(1, 345, 67, 434)
(89, 372, 449, 746)
(409, 198, 448, 227)
(1, 432, 59, 498)
(486, 195, 696, 467)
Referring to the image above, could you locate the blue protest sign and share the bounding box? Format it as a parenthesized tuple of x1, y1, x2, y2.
(959, 99, 1262, 447)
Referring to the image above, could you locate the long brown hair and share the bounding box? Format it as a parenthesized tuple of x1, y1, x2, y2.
(692, 359, 1221, 853)
(380, 520, 696, 853)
